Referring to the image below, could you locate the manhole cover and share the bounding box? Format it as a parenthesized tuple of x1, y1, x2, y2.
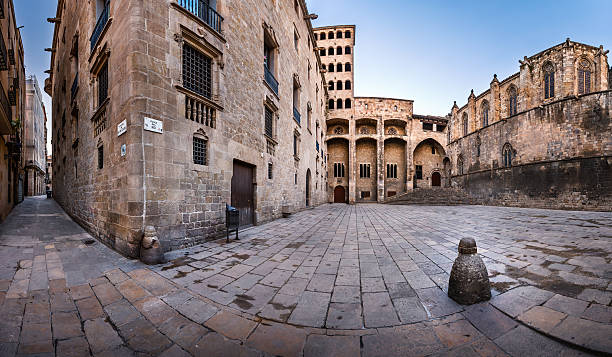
(82, 239, 96, 245)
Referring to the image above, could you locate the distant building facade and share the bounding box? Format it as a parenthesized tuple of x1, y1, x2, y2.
(47, 0, 328, 256)
(0, 0, 26, 220)
(24, 75, 47, 196)
(448, 39, 611, 210)
(314, 26, 449, 204)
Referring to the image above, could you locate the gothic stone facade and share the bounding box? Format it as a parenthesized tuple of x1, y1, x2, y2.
(448, 40, 611, 210)
(314, 26, 449, 204)
(48, 0, 328, 257)
(24, 76, 47, 196)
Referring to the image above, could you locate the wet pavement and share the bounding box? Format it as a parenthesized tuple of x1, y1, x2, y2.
(0, 197, 610, 356)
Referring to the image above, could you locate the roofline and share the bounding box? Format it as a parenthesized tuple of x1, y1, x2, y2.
(354, 96, 414, 102)
(313, 25, 356, 31)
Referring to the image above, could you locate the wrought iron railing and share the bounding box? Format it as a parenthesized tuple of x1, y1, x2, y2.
(177, 0, 223, 33)
(293, 107, 300, 124)
(71, 73, 78, 102)
(90, 1, 110, 51)
(0, 78, 11, 120)
(264, 65, 278, 95)
(92, 105, 107, 137)
(185, 92, 216, 128)
(0, 26, 7, 71)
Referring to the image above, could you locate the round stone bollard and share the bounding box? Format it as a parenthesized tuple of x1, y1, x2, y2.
(140, 226, 164, 265)
(448, 238, 491, 305)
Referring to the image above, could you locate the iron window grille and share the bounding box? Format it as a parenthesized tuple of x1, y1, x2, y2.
(193, 137, 207, 165)
(183, 43, 212, 99)
(98, 62, 108, 108)
(264, 106, 273, 138)
(97, 146, 104, 169)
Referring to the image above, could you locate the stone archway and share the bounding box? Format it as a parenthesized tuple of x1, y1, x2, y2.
(413, 138, 446, 189)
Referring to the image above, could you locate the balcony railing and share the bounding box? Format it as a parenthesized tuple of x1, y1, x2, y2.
(293, 107, 300, 124)
(90, 1, 110, 51)
(0, 26, 7, 71)
(92, 104, 107, 137)
(185, 92, 216, 128)
(0, 78, 11, 122)
(71, 73, 78, 102)
(177, 0, 223, 33)
(264, 65, 278, 95)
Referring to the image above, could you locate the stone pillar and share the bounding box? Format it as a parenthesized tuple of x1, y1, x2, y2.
(490, 74, 500, 124)
(596, 45, 609, 91)
(467, 90, 476, 133)
(377, 118, 385, 202)
(561, 38, 575, 97)
(348, 119, 356, 204)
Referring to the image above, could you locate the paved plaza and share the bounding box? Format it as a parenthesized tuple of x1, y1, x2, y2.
(0, 197, 610, 356)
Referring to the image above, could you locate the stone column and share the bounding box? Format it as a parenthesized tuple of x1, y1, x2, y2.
(348, 119, 356, 204)
(490, 74, 500, 124)
(377, 117, 385, 202)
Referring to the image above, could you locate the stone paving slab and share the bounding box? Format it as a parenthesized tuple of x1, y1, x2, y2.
(0, 197, 610, 356)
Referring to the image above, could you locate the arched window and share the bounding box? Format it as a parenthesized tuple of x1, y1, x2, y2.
(481, 101, 489, 127)
(314, 33, 318, 41)
(543, 62, 555, 99)
(336, 99, 343, 109)
(337, 63, 343, 72)
(336, 46, 342, 55)
(508, 85, 518, 116)
(345, 63, 351, 72)
(345, 80, 351, 90)
(336, 80, 343, 90)
(345, 30, 351, 38)
(328, 31, 334, 39)
(328, 63, 334, 72)
(328, 99, 335, 110)
(457, 155, 464, 175)
(328, 47, 334, 56)
(328, 81, 334, 91)
(320, 32, 326, 40)
(502, 143, 513, 168)
(336, 31, 342, 39)
(462, 113, 468, 136)
(345, 98, 352, 108)
(319, 48, 326, 56)
(322, 64, 326, 70)
(578, 58, 591, 95)
(345, 46, 351, 54)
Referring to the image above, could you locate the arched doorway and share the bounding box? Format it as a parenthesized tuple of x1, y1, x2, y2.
(306, 169, 311, 207)
(431, 172, 441, 187)
(333, 186, 346, 203)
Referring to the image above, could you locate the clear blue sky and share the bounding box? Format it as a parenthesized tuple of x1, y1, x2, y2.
(14, 0, 612, 154)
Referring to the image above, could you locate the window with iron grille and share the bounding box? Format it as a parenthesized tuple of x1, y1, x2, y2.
(268, 163, 273, 179)
(98, 61, 108, 107)
(97, 145, 104, 169)
(183, 43, 212, 98)
(264, 106, 273, 138)
(193, 137, 207, 165)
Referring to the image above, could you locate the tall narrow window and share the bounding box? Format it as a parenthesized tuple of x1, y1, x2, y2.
(97, 145, 104, 169)
(328, 63, 334, 72)
(415, 165, 423, 180)
(320, 32, 326, 40)
(336, 46, 342, 55)
(264, 106, 273, 138)
(345, 30, 351, 38)
(336, 31, 342, 39)
(293, 134, 298, 157)
(328, 99, 334, 110)
(544, 63, 554, 99)
(359, 163, 370, 178)
(334, 163, 345, 178)
(481, 101, 489, 127)
(328, 47, 334, 55)
(386, 163, 397, 179)
(328, 31, 334, 39)
(345, 46, 351, 54)
(268, 163, 273, 179)
(97, 61, 108, 107)
(328, 81, 334, 91)
(345, 63, 351, 72)
(462, 113, 468, 136)
(336, 99, 343, 109)
(502, 143, 513, 168)
(345, 99, 352, 108)
(508, 86, 518, 116)
(457, 156, 464, 175)
(183, 43, 212, 98)
(578, 59, 591, 95)
(193, 137, 207, 165)
(337, 63, 342, 72)
(345, 80, 351, 90)
(336, 81, 343, 90)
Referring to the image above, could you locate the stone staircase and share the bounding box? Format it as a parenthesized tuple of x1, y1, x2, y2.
(386, 187, 476, 205)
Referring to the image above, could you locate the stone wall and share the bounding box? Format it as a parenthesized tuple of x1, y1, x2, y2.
(449, 91, 612, 210)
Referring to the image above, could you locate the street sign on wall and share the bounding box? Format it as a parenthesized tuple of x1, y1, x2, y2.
(144, 117, 163, 134)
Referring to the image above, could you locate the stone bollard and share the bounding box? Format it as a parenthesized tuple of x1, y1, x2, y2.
(448, 237, 491, 305)
(140, 226, 164, 265)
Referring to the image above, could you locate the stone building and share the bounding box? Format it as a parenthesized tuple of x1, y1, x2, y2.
(314, 26, 448, 204)
(46, 154, 52, 191)
(0, 0, 26, 220)
(47, 0, 328, 256)
(448, 39, 611, 210)
(24, 75, 47, 196)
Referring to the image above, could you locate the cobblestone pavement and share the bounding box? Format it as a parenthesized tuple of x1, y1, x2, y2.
(0, 197, 610, 356)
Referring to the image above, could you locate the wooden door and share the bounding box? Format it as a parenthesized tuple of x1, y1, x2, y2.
(432, 171, 441, 187)
(231, 161, 254, 226)
(333, 186, 345, 203)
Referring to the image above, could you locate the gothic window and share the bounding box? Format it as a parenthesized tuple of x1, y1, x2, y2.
(388, 127, 397, 135)
(328, 99, 335, 109)
(457, 155, 464, 175)
(544, 62, 555, 99)
(345, 46, 351, 54)
(345, 63, 351, 72)
(333, 126, 344, 134)
(462, 113, 468, 136)
(578, 59, 591, 95)
(336, 80, 343, 90)
(345, 98, 352, 108)
(502, 143, 513, 168)
(328, 81, 334, 91)
(481, 101, 489, 127)
(336, 98, 343, 109)
(183, 43, 212, 99)
(345, 80, 351, 90)
(508, 85, 518, 116)
(193, 136, 207, 165)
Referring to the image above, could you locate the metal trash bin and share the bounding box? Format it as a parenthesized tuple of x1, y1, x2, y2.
(226, 204, 239, 242)
(46, 187, 52, 199)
